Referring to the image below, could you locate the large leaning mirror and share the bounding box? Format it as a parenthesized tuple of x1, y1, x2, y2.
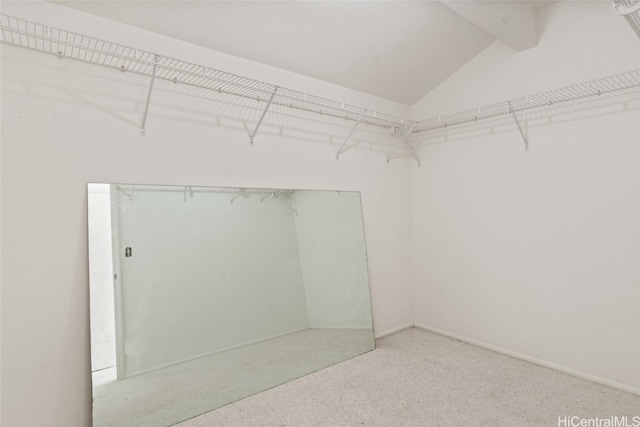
(87, 183, 375, 427)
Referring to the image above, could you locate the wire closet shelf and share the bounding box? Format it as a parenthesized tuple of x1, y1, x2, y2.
(2, 13, 640, 160)
(0, 15, 413, 129)
(413, 69, 640, 136)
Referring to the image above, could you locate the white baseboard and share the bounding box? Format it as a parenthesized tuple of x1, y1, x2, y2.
(309, 326, 372, 330)
(414, 323, 640, 397)
(374, 322, 414, 339)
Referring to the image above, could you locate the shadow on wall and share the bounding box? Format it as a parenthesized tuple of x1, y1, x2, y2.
(4, 44, 640, 163)
(1, 48, 408, 162)
(413, 84, 640, 152)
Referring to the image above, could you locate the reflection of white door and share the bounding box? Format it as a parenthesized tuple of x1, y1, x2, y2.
(88, 184, 117, 372)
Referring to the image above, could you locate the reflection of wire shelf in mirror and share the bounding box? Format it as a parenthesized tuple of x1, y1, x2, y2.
(0, 14, 416, 157)
(2, 13, 640, 162)
(114, 184, 300, 209)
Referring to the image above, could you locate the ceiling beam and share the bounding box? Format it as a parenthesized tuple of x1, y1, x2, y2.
(440, 1, 538, 51)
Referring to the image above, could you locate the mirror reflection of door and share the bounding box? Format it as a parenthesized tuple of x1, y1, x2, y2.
(88, 183, 117, 385)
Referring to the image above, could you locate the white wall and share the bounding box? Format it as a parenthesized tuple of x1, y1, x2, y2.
(0, 2, 413, 426)
(411, 1, 640, 393)
(3, 0, 639, 425)
(113, 186, 309, 378)
(294, 191, 373, 329)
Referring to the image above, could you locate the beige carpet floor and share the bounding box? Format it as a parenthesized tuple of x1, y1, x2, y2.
(177, 327, 639, 427)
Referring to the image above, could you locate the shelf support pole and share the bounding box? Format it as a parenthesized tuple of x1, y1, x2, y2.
(509, 108, 529, 151)
(140, 55, 159, 137)
(387, 124, 416, 162)
(250, 87, 278, 144)
(336, 113, 365, 160)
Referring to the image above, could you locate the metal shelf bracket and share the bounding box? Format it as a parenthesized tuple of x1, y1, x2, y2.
(249, 87, 278, 144)
(509, 108, 529, 151)
(336, 112, 365, 160)
(387, 124, 419, 164)
(140, 55, 159, 137)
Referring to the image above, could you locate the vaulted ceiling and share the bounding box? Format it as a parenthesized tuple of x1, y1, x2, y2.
(53, 1, 555, 105)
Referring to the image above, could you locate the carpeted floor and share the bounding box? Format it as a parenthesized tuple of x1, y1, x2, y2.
(176, 327, 639, 427)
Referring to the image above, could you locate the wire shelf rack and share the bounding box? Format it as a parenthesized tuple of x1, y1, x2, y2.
(2, 13, 639, 160)
(415, 69, 640, 135)
(0, 14, 415, 132)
